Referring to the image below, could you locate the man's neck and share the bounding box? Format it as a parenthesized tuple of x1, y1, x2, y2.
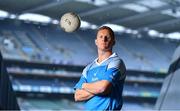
(97, 50, 112, 63)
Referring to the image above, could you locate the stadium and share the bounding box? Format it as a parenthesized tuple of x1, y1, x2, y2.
(0, 0, 180, 110)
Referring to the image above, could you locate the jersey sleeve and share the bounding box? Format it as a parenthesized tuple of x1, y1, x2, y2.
(74, 66, 88, 90)
(74, 75, 87, 90)
(101, 59, 126, 85)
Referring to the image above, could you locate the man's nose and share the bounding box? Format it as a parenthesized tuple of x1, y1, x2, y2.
(103, 36, 108, 42)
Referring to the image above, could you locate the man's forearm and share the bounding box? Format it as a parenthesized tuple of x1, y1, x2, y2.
(82, 80, 111, 95)
(74, 89, 94, 102)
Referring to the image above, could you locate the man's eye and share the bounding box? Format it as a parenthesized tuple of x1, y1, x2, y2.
(106, 36, 111, 39)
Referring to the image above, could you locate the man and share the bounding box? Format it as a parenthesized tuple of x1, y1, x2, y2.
(74, 26, 126, 110)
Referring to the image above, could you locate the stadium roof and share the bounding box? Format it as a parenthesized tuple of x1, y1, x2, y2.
(0, 0, 180, 35)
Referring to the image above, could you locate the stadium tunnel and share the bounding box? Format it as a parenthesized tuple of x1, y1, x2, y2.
(0, 52, 19, 110)
(155, 45, 180, 110)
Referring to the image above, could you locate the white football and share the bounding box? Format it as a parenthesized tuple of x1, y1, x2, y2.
(60, 12, 81, 33)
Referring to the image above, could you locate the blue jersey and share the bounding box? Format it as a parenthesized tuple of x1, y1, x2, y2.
(74, 53, 126, 110)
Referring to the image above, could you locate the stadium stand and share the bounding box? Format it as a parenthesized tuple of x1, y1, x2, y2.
(0, 0, 180, 110)
(0, 0, 180, 111)
(0, 19, 179, 70)
(0, 18, 179, 110)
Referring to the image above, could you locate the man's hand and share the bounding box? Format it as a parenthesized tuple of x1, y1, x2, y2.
(82, 80, 112, 95)
(74, 89, 94, 102)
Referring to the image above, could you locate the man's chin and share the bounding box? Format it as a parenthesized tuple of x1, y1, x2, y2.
(98, 46, 112, 51)
(102, 48, 111, 51)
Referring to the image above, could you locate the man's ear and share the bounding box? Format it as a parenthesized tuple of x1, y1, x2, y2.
(95, 39, 97, 46)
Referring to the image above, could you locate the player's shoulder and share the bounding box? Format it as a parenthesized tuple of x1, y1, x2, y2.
(109, 54, 124, 65)
(108, 58, 121, 69)
(108, 54, 126, 71)
(84, 61, 94, 70)
(82, 61, 94, 72)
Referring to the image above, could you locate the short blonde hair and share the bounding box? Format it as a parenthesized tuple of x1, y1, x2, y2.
(97, 26, 115, 40)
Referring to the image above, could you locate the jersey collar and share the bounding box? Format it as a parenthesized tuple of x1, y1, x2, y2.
(95, 53, 117, 65)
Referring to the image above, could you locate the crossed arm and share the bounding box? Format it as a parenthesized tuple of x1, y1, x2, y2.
(74, 80, 112, 102)
(74, 89, 94, 101)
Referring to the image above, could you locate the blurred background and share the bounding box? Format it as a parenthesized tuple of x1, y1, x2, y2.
(0, 0, 180, 110)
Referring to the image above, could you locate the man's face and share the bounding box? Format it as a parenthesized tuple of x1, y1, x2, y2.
(95, 29, 115, 51)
